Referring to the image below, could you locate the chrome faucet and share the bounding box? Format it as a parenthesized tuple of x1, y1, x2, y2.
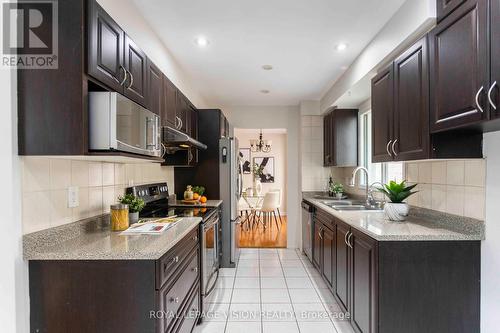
(349, 167, 370, 206)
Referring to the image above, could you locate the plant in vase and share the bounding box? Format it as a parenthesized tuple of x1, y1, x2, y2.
(118, 193, 145, 225)
(377, 180, 417, 221)
(252, 163, 264, 195)
(331, 182, 344, 199)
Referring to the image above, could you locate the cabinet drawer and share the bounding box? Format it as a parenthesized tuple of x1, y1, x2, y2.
(175, 285, 201, 333)
(158, 250, 199, 333)
(157, 228, 199, 288)
(315, 208, 334, 228)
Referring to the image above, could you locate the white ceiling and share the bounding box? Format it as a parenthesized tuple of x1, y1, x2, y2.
(133, 0, 406, 106)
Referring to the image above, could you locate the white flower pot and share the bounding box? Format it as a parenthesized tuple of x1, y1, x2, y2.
(335, 192, 343, 200)
(384, 202, 409, 221)
(129, 211, 139, 225)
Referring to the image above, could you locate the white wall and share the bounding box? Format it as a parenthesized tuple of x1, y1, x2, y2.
(0, 66, 29, 331)
(320, 0, 435, 112)
(481, 132, 500, 333)
(224, 106, 300, 249)
(97, 0, 211, 108)
(234, 130, 288, 213)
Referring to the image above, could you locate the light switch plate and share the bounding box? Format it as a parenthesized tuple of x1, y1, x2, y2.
(68, 186, 79, 208)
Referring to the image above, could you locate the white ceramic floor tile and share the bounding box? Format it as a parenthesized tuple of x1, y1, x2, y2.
(293, 303, 330, 322)
(263, 321, 300, 333)
(226, 321, 262, 333)
(260, 266, 283, 277)
(289, 289, 322, 303)
(240, 252, 259, 259)
(234, 277, 260, 289)
(206, 288, 233, 303)
(277, 250, 300, 260)
(261, 277, 287, 289)
(216, 277, 235, 289)
(310, 276, 328, 289)
(259, 259, 281, 267)
(259, 249, 278, 254)
(192, 321, 226, 333)
(228, 303, 262, 321)
(280, 260, 303, 268)
(298, 321, 337, 333)
(240, 248, 259, 254)
(237, 259, 260, 267)
(285, 277, 314, 289)
(283, 267, 308, 277)
(220, 268, 237, 277)
(261, 288, 291, 303)
(203, 302, 230, 321)
(261, 303, 295, 321)
(260, 252, 280, 259)
(316, 288, 337, 304)
(231, 288, 261, 303)
(236, 266, 260, 277)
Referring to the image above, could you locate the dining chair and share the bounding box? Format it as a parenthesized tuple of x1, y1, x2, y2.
(256, 191, 281, 230)
(238, 197, 252, 230)
(269, 188, 283, 225)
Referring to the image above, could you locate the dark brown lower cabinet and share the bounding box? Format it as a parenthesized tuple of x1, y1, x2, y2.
(28, 228, 202, 333)
(306, 202, 480, 333)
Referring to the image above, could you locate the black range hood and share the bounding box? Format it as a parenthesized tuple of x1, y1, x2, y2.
(162, 126, 208, 150)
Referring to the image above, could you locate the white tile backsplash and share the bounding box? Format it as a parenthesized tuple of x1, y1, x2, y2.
(21, 157, 175, 234)
(301, 116, 328, 191)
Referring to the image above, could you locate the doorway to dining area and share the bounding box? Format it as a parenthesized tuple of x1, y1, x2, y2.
(235, 128, 288, 248)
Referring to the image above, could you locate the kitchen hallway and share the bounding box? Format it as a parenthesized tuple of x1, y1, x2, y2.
(194, 248, 354, 333)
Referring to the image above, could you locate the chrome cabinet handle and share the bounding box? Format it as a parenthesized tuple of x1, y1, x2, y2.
(344, 231, 349, 246)
(318, 228, 323, 239)
(475, 86, 485, 113)
(391, 139, 398, 157)
(161, 142, 167, 158)
(126, 69, 134, 89)
(171, 256, 179, 263)
(169, 297, 179, 303)
(386, 140, 393, 157)
(192, 235, 198, 241)
(488, 81, 497, 110)
(347, 233, 353, 249)
(119, 65, 127, 86)
(191, 267, 198, 273)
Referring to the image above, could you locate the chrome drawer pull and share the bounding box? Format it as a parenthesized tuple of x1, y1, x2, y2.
(347, 233, 353, 249)
(171, 256, 179, 264)
(169, 297, 179, 304)
(191, 267, 198, 272)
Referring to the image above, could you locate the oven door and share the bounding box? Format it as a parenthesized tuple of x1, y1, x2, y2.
(202, 213, 219, 296)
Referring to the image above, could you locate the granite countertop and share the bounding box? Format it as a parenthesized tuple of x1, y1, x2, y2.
(23, 215, 202, 260)
(169, 199, 223, 208)
(303, 193, 484, 241)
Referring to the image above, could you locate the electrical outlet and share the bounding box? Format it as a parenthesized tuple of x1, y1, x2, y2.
(68, 186, 79, 208)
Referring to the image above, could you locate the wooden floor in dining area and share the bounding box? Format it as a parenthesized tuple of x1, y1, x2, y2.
(238, 215, 287, 248)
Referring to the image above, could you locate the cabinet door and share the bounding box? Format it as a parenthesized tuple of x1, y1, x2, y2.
(123, 34, 147, 106)
(163, 76, 177, 127)
(322, 225, 335, 291)
(490, 0, 500, 118)
(87, 0, 124, 92)
(312, 219, 322, 270)
(393, 37, 429, 161)
(176, 93, 189, 133)
(429, 0, 488, 132)
(190, 107, 198, 139)
(335, 222, 350, 312)
(371, 64, 394, 163)
(146, 59, 162, 115)
(350, 230, 377, 333)
(323, 113, 332, 166)
(437, 0, 467, 21)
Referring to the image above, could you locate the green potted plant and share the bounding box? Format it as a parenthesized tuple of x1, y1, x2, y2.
(377, 180, 417, 221)
(331, 182, 344, 200)
(118, 193, 145, 225)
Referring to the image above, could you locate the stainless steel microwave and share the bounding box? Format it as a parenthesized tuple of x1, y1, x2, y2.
(89, 92, 161, 157)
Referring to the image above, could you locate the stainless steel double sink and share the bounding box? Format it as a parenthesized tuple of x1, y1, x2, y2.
(320, 199, 384, 212)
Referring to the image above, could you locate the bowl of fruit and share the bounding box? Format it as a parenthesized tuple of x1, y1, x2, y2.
(182, 186, 208, 205)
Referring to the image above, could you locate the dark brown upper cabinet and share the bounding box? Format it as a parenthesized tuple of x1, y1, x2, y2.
(429, 0, 488, 133)
(371, 65, 394, 163)
(123, 35, 148, 106)
(372, 37, 429, 162)
(323, 109, 358, 167)
(489, 0, 500, 119)
(176, 93, 189, 133)
(146, 59, 162, 115)
(393, 37, 429, 161)
(437, 0, 467, 21)
(88, 0, 125, 92)
(163, 75, 178, 127)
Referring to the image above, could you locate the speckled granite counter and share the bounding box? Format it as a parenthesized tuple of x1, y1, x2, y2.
(169, 199, 223, 208)
(23, 214, 202, 260)
(303, 194, 484, 241)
